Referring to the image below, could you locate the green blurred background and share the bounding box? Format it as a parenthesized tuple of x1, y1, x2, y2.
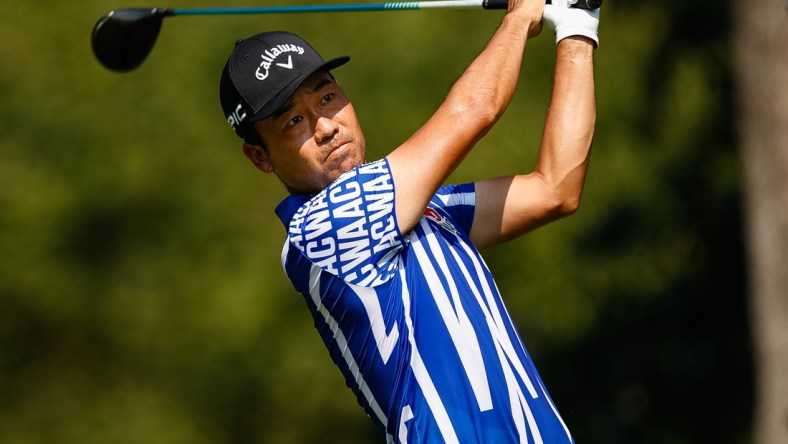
(0, 0, 752, 443)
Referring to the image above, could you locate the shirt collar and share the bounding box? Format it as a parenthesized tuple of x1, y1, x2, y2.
(274, 194, 312, 228)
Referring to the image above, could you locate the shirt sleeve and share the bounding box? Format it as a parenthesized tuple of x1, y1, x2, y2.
(286, 159, 404, 287)
(432, 182, 477, 236)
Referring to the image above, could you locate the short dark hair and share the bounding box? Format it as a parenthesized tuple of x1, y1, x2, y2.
(240, 125, 266, 149)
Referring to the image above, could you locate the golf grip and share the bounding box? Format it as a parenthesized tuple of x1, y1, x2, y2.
(483, 0, 602, 10)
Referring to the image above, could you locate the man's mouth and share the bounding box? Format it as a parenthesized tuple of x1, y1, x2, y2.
(325, 141, 349, 160)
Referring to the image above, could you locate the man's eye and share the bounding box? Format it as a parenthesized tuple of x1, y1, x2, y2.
(287, 115, 303, 127)
(321, 93, 335, 105)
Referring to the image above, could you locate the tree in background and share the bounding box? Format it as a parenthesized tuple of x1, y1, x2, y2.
(734, 1, 788, 443)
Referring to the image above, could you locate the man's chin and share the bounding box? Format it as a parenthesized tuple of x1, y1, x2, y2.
(330, 149, 363, 172)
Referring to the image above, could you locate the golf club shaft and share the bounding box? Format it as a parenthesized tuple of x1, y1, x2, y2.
(161, 0, 598, 16)
(171, 0, 490, 15)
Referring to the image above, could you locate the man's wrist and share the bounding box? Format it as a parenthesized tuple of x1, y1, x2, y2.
(557, 35, 596, 52)
(502, 12, 541, 39)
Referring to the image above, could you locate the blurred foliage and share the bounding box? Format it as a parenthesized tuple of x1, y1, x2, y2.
(0, 0, 750, 443)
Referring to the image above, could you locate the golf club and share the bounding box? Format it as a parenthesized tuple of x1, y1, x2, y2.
(91, 0, 602, 72)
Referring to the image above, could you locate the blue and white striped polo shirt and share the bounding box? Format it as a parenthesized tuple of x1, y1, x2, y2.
(275, 158, 574, 443)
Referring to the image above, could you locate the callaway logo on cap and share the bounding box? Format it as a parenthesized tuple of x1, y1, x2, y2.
(254, 43, 304, 80)
(219, 31, 350, 138)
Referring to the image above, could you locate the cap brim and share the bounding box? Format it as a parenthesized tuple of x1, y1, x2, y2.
(249, 55, 350, 123)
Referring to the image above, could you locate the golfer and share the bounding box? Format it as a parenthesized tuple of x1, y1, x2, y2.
(219, 0, 598, 441)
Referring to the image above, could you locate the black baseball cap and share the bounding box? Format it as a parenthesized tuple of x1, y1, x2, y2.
(219, 31, 350, 139)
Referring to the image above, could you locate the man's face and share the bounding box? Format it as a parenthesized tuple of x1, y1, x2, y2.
(247, 70, 366, 194)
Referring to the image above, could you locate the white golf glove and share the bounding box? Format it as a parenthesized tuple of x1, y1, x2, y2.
(543, 0, 601, 48)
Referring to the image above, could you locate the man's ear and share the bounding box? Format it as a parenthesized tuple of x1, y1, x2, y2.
(242, 143, 274, 174)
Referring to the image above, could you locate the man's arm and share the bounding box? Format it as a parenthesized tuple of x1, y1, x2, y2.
(385, 0, 545, 235)
(471, 36, 596, 249)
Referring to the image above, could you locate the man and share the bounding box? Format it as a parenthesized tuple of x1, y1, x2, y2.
(219, 0, 599, 441)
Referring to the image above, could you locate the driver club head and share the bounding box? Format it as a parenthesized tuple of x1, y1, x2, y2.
(91, 8, 170, 72)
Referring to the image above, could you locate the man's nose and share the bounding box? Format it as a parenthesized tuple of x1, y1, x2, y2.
(314, 116, 339, 144)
